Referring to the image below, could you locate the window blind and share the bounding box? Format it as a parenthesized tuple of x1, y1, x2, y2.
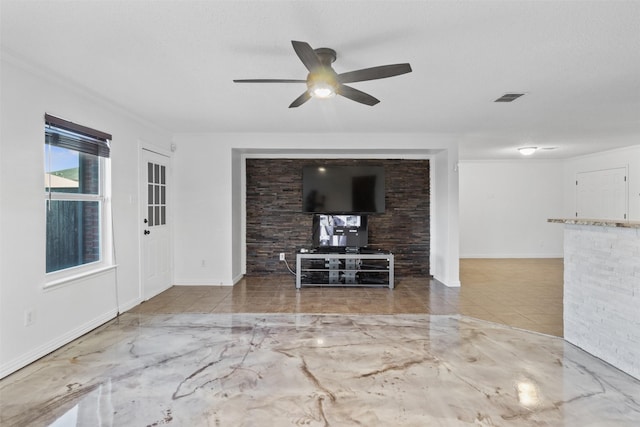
(45, 113, 111, 158)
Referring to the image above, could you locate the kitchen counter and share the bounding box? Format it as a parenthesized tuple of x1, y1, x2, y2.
(549, 218, 639, 380)
(547, 218, 640, 228)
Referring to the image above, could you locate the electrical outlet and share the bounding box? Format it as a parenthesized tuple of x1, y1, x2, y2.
(24, 309, 34, 327)
(279, 253, 286, 261)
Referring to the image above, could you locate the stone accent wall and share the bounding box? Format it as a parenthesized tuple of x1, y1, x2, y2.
(246, 159, 430, 279)
(563, 224, 640, 380)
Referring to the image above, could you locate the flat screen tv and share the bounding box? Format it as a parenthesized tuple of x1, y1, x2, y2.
(312, 214, 368, 248)
(302, 165, 385, 213)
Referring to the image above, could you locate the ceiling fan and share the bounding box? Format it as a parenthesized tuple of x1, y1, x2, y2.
(233, 40, 412, 108)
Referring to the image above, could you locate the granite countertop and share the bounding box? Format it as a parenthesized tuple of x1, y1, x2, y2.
(548, 218, 640, 229)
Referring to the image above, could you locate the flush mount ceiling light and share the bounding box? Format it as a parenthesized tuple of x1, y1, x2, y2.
(233, 41, 412, 107)
(518, 147, 538, 156)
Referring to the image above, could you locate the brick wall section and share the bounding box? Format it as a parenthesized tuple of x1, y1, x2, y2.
(563, 224, 640, 380)
(246, 159, 430, 278)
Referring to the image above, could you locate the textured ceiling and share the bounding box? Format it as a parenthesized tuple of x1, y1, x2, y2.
(2, 0, 639, 159)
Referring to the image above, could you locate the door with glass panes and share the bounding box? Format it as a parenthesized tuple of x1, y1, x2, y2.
(141, 149, 171, 299)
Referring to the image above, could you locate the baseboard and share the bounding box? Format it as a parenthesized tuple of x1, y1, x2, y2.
(173, 276, 244, 286)
(0, 309, 118, 379)
(145, 284, 173, 300)
(118, 296, 143, 314)
(433, 275, 461, 288)
(460, 253, 564, 259)
(173, 281, 234, 286)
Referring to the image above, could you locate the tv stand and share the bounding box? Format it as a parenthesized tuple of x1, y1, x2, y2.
(296, 250, 394, 289)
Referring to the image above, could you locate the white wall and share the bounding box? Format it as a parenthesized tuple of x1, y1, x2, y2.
(459, 160, 565, 258)
(172, 134, 461, 287)
(563, 145, 640, 221)
(432, 148, 460, 285)
(0, 54, 172, 378)
(459, 146, 640, 259)
(172, 135, 235, 285)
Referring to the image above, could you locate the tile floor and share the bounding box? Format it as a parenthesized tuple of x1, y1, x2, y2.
(130, 258, 564, 337)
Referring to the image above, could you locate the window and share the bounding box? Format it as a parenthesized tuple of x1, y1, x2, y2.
(44, 114, 111, 274)
(147, 161, 167, 227)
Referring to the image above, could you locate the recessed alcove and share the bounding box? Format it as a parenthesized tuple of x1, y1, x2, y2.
(245, 158, 430, 279)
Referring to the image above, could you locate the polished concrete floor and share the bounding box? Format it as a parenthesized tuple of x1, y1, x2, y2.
(3, 259, 639, 426)
(130, 258, 564, 337)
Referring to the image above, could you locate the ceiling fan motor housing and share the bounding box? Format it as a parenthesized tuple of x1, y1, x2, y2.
(306, 48, 339, 97)
(314, 48, 337, 65)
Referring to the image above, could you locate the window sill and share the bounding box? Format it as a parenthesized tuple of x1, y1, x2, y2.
(44, 265, 118, 291)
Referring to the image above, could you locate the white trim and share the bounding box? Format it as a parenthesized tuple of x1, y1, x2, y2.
(44, 153, 113, 283)
(117, 296, 144, 314)
(136, 142, 144, 303)
(174, 281, 234, 287)
(44, 265, 117, 290)
(242, 151, 434, 160)
(459, 254, 564, 259)
(429, 157, 436, 278)
(44, 192, 103, 201)
(144, 283, 173, 300)
(459, 159, 564, 165)
(434, 275, 461, 288)
(0, 308, 118, 379)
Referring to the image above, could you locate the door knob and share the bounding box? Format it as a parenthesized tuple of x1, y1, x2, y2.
(143, 218, 148, 224)
(144, 230, 150, 235)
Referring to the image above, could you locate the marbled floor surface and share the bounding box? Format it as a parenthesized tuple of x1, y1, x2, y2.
(1, 314, 639, 426)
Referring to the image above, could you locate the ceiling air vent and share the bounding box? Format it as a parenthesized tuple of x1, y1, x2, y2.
(494, 93, 525, 102)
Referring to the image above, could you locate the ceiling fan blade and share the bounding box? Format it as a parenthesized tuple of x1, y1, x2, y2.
(233, 79, 306, 83)
(289, 91, 311, 108)
(337, 84, 380, 106)
(291, 40, 322, 72)
(337, 63, 412, 84)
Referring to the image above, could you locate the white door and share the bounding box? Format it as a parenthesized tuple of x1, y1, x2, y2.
(576, 167, 627, 220)
(141, 149, 172, 300)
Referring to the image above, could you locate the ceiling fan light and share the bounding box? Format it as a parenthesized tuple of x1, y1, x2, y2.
(307, 70, 337, 99)
(518, 147, 538, 156)
(310, 82, 336, 99)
